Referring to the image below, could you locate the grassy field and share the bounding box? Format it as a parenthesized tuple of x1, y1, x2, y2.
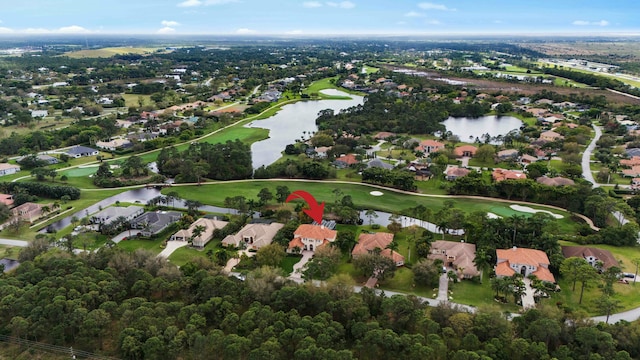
(303, 77, 364, 98)
(163, 181, 582, 234)
(64, 47, 161, 58)
(362, 65, 380, 74)
(122, 94, 154, 108)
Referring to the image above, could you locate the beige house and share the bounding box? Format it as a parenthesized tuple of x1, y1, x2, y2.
(11, 202, 50, 223)
(287, 224, 337, 253)
(429, 240, 480, 279)
(352, 232, 404, 267)
(171, 217, 228, 248)
(222, 222, 284, 250)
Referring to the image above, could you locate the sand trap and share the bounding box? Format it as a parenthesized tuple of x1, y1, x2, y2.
(369, 191, 384, 196)
(510, 205, 564, 219)
(486, 212, 501, 219)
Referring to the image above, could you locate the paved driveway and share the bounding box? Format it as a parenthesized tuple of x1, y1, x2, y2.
(157, 240, 188, 258)
(581, 125, 602, 187)
(437, 271, 449, 301)
(521, 278, 536, 309)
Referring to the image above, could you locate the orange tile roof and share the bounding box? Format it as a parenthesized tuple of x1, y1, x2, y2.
(335, 154, 359, 165)
(293, 224, 337, 242)
(621, 156, 640, 167)
(497, 247, 550, 267)
(532, 267, 556, 283)
(380, 248, 405, 264)
(453, 145, 478, 157)
(495, 261, 515, 277)
(496, 247, 555, 282)
(0, 194, 13, 207)
(492, 168, 527, 182)
(288, 237, 304, 250)
(352, 233, 394, 256)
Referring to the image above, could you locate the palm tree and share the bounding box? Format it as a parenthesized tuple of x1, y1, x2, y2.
(365, 209, 378, 226)
(473, 249, 492, 283)
(190, 224, 207, 244)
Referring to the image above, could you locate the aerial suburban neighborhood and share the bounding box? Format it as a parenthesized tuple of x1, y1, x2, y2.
(1, 1, 640, 358)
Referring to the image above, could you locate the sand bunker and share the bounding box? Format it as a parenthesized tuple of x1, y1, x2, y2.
(369, 191, 384, 196)
(486, 212, 501, 219)
(510, 205, 564, 219)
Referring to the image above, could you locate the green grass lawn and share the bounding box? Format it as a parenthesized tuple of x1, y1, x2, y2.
(122, 94, 154, 108)
(280, 254, 303, 275)
(362, 65, 380, 74)
(468, 158, 517, 169)
(163, 181, 582, 235)
(117, 237, 165, 254)
(167, 239, 226, 266)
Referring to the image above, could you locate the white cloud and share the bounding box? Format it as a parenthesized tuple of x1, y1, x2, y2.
(236, 28, 257, 34)
(0, 27, 13, 34)
(178, 0, 201, 7)
(426, 19, 441, 25)
(161, 20, 180, 27)
(286, 29, 303, 34)
(404, 11, 424, 17)
(572, 20, 609, 26)
(158, 27, 176, 34)
(418, 2, 455, 11)
(57, 25, 91, 34)
(303, 1, 322, 7)
(326, 1, 354, 8)
(204, 0, 238, 3)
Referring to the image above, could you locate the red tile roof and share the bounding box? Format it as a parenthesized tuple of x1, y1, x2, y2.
(492, 169, 527, 182)
(496, 247, 555, 282)
(335, 154, 359, 165)
(352, 233, 394, 256)
(293, 224, 337, 242)
(453, 145, 477, 157)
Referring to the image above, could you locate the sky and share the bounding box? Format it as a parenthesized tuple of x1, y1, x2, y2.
(0, 0, 638, 36)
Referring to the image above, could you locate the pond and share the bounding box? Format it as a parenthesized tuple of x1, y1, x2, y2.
(246, 90, 364, 169)
(442, 115, 523, 144)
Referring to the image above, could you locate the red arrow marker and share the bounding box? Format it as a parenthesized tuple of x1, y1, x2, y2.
(285, 190, 325, 224)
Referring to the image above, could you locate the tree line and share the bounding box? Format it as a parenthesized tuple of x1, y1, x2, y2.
(2, 244, 639, 360)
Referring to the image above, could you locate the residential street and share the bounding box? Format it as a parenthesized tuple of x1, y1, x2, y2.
(581, 124, 602, 187)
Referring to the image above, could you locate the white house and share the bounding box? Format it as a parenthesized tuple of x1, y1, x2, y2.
(66, 146, 99, 158)
(0, 163, 21, 176)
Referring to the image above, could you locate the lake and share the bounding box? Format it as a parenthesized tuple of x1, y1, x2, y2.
(442, 115, 523, 144)
(246, 89, 364, 169)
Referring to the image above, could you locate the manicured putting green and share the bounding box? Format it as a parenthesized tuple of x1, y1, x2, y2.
(490, 206, 532, 218)
(62, 167, 98, 177)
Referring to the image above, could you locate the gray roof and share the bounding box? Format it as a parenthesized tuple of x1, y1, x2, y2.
(92, 206, 144, 225)
(67, 146, 98, 155)
(131, 211, 182, 234)
(626, 148, 640, 157)
(367, 158, 394, 170)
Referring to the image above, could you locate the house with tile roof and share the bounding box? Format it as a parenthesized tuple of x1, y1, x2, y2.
(415, 140, 445, 155)
(429, 240, 480, 279)
(539, 130, 564, 142)
(495, 247, 555, 283)
(496, 149, 519, 160)
(445, 167, 471, 181)
(621, 156, 640, 167)
(287, 224, 337, 253)
(536, 176, 575, 187)
(11, 202, 51, 223)
(454, 145, 477, 158)
(333, 154, 359, 168)
(352, 232, 404, 267)
(492, 169, 527, 182)
(172, 217, 229, 248)
(561, 246, 619, 271)
(222, 222, 284, 250)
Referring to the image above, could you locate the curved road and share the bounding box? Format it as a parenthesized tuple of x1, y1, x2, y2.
(582, 124, 602, 187)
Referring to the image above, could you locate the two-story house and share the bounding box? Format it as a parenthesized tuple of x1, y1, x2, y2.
(287, 224, 337, 253)
(495, 247, 555, 283)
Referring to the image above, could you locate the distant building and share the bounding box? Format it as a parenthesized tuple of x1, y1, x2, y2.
(66, 146, 99, 158)
(11, 202, 50, 223)
(0, 163, 20, 176)
(445, 167, 471, 181)
(536, 176, 575, 187)
(95, 139, 132, 151)
(561, 246, 619, 271)
(492, 168, 527, 182)
(415, 140, 445, 154)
